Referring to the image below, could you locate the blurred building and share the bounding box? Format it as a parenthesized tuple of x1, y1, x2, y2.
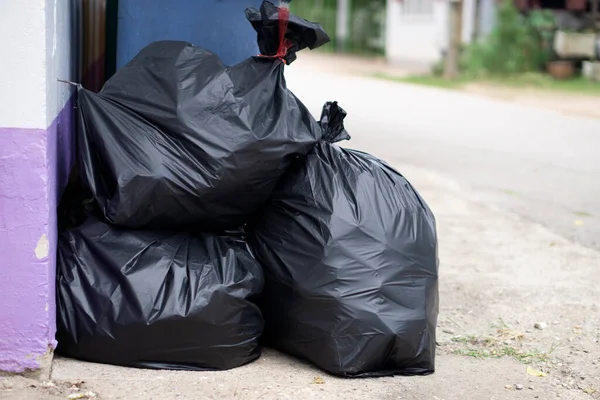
(294, 0, 598, 69)
(386, 0, 496, 68)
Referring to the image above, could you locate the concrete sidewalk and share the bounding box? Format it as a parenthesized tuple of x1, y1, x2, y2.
(287, 52, 424, 79)
(1, 163, 599, 400)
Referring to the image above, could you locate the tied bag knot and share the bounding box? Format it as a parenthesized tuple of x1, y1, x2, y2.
(246, 0, 329, 65)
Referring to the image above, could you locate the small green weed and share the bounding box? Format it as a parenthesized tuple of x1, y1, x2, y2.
(449, 323, 558, 364)
(452, 346, 552, 364)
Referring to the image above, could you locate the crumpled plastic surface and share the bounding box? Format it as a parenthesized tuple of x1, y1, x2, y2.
(76, 1, 329, 230)
(56, 218, 264, 370)
(247, 102, 439, 377)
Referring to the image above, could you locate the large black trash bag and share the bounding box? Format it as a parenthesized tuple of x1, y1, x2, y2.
(56, 218, 264, 370)
(76, 0, 329, 230)
(247, 102, 439, 377)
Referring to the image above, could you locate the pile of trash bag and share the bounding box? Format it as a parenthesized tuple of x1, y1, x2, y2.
(56, 0, 439, 376)
(56, 0, 327, 371)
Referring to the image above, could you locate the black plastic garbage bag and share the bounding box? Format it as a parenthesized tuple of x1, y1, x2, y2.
(247, 102, 439, 377)
(76, 0, 329, 230)
(56, 218, 264, 370)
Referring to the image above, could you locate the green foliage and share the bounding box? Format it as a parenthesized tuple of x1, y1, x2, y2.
(431, 58, 445, 77)
(290, 0, 386, 55)
(462, 0, 555, 77)
(290, 0, 338, 52)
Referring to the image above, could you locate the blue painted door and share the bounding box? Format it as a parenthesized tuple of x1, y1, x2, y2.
(116, 0, 263, 69)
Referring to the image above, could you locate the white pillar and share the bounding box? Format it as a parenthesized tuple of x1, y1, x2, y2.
(336, 0, 350, 52)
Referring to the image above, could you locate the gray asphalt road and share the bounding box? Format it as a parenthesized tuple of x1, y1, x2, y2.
(285, 64, 600, 249)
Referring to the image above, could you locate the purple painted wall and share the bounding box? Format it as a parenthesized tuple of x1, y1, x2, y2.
(0, 127, 51, 372)
(0, 0, 107, 374)
(0, 99, 74, 373)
